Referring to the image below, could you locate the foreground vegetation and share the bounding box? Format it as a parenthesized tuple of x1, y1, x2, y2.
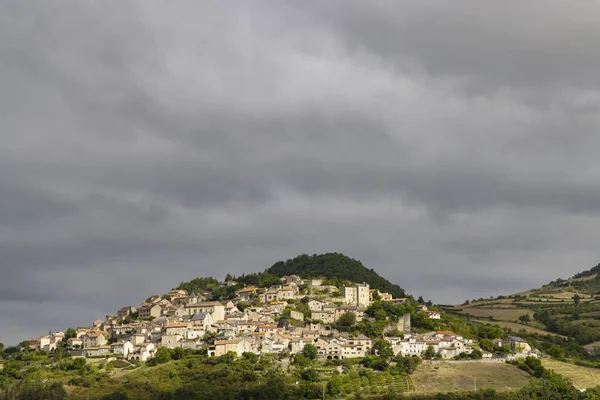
(3, 348, 600, 399)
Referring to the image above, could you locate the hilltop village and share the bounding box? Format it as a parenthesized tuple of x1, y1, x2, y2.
(27, 275, 538, 363)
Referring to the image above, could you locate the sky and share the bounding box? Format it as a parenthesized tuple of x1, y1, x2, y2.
(2, 0, 600, 345)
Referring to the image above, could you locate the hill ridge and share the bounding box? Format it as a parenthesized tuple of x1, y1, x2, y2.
(265, 252, 406, 298)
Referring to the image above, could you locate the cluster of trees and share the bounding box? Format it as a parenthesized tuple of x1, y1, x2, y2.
(571, 263, 600, 280)
(175, 276, 221, 294)
(90, 345, 425, 400)
(534, 309, 600, 345)
(234, 271, 283, 288)
(266, 253, 406, 298)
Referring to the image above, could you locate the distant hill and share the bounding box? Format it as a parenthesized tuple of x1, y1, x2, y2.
(571, 262, 600, 280)
(446, 261, 600, 355)
(266, 253, 406, 298)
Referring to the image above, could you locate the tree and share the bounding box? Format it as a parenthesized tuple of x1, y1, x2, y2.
(547, 345, 565, 360)
(572, 312, 580, 320)
(64, 328, 77, 341)
(328, 375, 343, 396)
(293, 353, 311, 366)
(53, 346, 64, 361)
(572, 293, 581, 305)
(373, 339, 394, 360)
(470, 349, 483, 359)
(172, 347, 185, 360)
(154, 347, 172, 364)
(18, 381, 67, 400)
(302, 344, 318, 360)
(73, 357, 87, 370)
(242, 352, 259, 363)
(518, 314, 531, 324)
(395, 355, 421, 374)
(0, 342, 4, 355)
(300, 368, 319, 382)
(423, 345, 436, 360)
(337, 312, 357, 327)
(102, 392, 130, 400)
(277, 318, 291, 329)
(479, 338, 494, 353)
(417, 296, 425, 304)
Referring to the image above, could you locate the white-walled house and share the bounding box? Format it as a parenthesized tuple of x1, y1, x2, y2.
(111, 341, 134, 357)
(127, 343, 155, 362)
(399, 337, 427, 356)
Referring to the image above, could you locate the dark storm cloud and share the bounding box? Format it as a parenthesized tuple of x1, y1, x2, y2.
(1, 0, 600, 344)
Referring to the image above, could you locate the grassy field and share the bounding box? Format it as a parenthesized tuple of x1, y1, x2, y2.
(469, 320, 567, 337)
(410, 362, 531, 394)
(456, 307, 535, 321)
(542, 359, 600, 389)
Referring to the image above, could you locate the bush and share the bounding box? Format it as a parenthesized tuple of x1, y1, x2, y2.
(108, 359, 130, 369)
(102, 391, 130, 400)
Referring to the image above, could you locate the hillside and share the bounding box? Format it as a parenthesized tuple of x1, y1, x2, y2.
(266, 253, 406, 298)
(5, 256, 600, 398)
(571, 262, 600, 280)
(444, 261, 600, 364)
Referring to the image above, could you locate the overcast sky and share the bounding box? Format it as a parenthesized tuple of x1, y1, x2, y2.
(2, 0, 600, 345)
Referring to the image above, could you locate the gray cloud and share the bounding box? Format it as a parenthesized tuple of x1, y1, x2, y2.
(1, 0, 600, 345)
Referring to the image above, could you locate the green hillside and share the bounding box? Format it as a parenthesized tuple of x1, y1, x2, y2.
(571, 263, 600, 280)
(266, 253, 406, 298)
(446, 261, 600, 365)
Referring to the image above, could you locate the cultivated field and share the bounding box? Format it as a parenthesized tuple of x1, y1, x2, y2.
(542, 359, 600, 389)
(456, 307, 535, 321)
(410, 362, 531, 394)
(470, 320, 566, 338)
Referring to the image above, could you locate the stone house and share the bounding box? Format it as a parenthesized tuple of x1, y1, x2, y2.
(161, 334, 183, 348)
(341, 283, 370, 307)
(236, 287, 261, 300)
(308, 300, 326, 312)
(505, 336, 532, 353)
(138, 303, 162, 319)
(210, 339, 253, 357)
(164, 322, 190, 336)
(82, 332, 108, 349)
(184, 301, 225, 321)
(190, 312, 214, 330)
(117, 306, 137, 319)
(334, 306, 364, 322)
(311, 311, 335, 324)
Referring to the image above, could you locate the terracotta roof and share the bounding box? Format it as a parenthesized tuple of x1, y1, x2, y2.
(166, 323, 189, 328)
